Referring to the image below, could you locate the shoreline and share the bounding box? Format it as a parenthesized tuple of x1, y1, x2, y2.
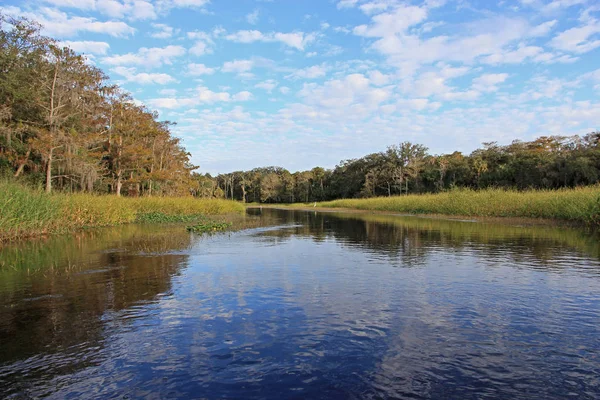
(247, 205, 578, 228)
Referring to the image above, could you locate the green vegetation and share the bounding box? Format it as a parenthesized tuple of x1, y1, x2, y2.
(135, 212, 208, 224)
(286, 187, 600, 226)
(202, 135, 600, 204)
(1, 15, 198, 196)
(186, 221, 233, 233)
(0, 181, 244, 242)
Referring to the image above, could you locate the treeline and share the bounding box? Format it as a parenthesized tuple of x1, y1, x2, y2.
(202, 135, 600, 203)
(0, 15, 196, 196)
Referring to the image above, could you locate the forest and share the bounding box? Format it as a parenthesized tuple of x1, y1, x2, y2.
(207, 135, 600, 204)
(0, 15, 196, 196)
(1, 15, 599, 204)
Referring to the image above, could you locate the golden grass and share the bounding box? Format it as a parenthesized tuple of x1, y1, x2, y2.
(0, 181, 244, 242)
(288, 187, 600, 226)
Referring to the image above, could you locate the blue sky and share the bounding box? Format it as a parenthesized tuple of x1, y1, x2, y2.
(2, 0, 600, 174)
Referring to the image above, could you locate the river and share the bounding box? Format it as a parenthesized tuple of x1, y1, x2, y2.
(1, 208, 599, 399)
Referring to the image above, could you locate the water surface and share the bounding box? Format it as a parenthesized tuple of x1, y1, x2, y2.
(1, 209, 600, 399)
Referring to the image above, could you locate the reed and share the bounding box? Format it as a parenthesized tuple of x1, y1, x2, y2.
(295, 187, 600, 226)
(0, 181, 245, 242)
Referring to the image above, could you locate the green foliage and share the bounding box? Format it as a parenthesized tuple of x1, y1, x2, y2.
(135, 212, 209, 224)
(186, 221, 233, 233)
(0, 181, 244, 242)
(0, 14, 197, 196)
(0, 181, 61, 240)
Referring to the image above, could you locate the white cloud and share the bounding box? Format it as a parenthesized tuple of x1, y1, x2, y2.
(1, 6, 135, 37)
(154, 0, 211, 13)
(367, 70, 391, 85)
(337, 0, 359, 9)
(40, 0, 96, 9)
(112, 66, 176, 85)
(39, 0, 157, 20)
(222, 59, 254, 73)
(62, 40, 110, 55)
(254, 80, 278, 93)
(150, 23, 178, 38)
(224, 30, 265, 43)
(481, 45, 543, 64)
(529, 20, 557, 36)
(333, 26, 352, 34)
(97, 0, 157, 20)
(246, 9, 259, 24)
(190, 41, 212, 56)
(159, 88, 177, 96)
(225, 30, 317, 51)
(354, 11, 555, 74)
(550, 21, 600, 53)
(103, 45, 186, 67)
(187, 31, 215, 56)
(286, 65, 328, 79)
(405, 66, 479, 100)
(233, 91, 253, 101)
(187, 63, 216, 75)
(353, 5, 428, 37)
(279, 86, 291, 95)
(359, 1, 394, 15)
(472, 73, 509, 92)
(542, 0, 588, 13)
(297, 73, 391, 112)
(147, 86, 252, 110)
(273, 32, 316, 51)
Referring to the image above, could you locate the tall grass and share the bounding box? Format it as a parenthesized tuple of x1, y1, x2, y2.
(0, 181, 245, 242)
(304, 187, 600, 226)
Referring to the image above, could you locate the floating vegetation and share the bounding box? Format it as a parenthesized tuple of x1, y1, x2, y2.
(186, 221, 233, 233)
(135, 212, 208, 224)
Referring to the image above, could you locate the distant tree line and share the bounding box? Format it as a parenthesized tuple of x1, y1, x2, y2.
(201, 134, 600, 203)
(0, 15, 196, 196)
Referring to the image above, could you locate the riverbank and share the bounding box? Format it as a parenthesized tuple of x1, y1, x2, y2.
(256, 187, 600, 227)
(0, 181, 245, 242)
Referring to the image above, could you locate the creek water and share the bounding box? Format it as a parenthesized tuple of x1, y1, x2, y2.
(1, 208, 600, 399)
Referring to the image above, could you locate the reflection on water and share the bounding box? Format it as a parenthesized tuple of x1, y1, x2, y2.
(1, 209, 599, 399)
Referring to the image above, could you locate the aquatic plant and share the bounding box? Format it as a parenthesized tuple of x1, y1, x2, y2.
(187, 221, 233, 233)
(0, 181, 244, 242)
(186, 221, 233, 233)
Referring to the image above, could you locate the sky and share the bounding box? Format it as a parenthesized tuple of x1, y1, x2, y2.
(1, 0, 600, 174)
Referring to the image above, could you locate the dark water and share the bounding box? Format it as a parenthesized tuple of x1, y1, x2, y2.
(1, 209, 600, 399)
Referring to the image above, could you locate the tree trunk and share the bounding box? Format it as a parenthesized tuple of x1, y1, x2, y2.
(14, 148, 31, 177)
(241, 183, 246, 203)
(45, 148, 53, 193)
(116, 169, 122, 196)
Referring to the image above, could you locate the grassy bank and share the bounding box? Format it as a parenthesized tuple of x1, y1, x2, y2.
(0, 181, 245, 242)
(287, 187, 600, 226)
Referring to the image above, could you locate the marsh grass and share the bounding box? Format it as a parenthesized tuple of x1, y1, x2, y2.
(0, 181, 244, 242)
(290, 187, 600, 226)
